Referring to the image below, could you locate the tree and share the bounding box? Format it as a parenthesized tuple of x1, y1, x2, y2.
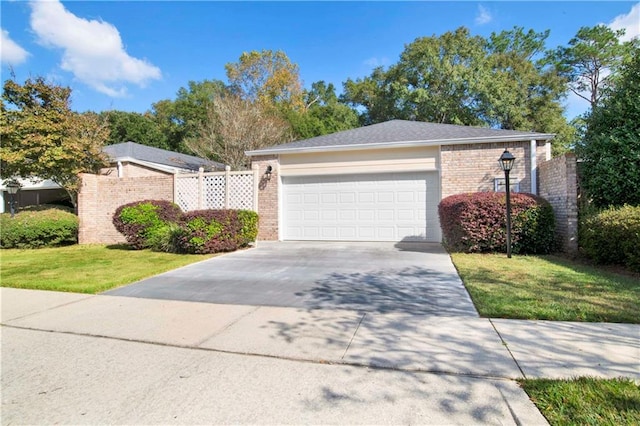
(286, 81, 359, 139)
(102, 110, 169, 149)
(151, 79, 227, 152)
(225, 50, 304, 112)
(0, 77, 109, 208)
(185, 94, 291, 169)
(548, 25, 634, 109)
(578, 48, 640, 208)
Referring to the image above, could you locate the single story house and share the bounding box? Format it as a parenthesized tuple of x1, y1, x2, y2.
(247, 119, 554, 243)
(1, 142, 221, 212)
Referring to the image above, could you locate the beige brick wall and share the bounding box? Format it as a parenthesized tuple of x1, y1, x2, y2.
(251, 155, 279, 241)
(539, 153, 578, 253)
(100, 162, 169, 178)
(78, 173, 174, 244)
(440, 141, 546, 198)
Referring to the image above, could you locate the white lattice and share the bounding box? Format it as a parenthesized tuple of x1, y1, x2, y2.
(175, 170, 256, 212)
(175, 175, 199, 211)
(228, 174, 254, 209)
(203, 175, 226, 209)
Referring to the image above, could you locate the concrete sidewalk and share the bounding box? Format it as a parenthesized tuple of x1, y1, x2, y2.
(1, 287, 638, 424)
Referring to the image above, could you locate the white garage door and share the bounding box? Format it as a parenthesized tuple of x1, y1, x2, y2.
(282, 172, 440, 242)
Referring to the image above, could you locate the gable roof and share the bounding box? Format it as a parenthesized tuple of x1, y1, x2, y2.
(104, 142, 223, 172)
(246, 120, 555, 156)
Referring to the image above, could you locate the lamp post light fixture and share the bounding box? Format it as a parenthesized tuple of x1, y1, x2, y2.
(6, 180, 20, 218)
(498, 150, 515, 258)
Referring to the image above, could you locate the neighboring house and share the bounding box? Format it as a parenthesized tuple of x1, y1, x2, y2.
(1, 142, 221, 213)
(247, 119, 554, 243)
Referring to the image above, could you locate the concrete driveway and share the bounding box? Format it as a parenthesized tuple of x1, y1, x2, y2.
(105, 241, 478, 316)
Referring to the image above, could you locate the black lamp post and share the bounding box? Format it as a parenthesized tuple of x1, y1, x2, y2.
(498, 150, 515, 258)
(6, 181, 20, 218)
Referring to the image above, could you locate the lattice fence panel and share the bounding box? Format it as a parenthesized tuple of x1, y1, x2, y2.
(228, 174, 254, 209)
(175, 176, 199, 212)
(203, 175, 226, 209)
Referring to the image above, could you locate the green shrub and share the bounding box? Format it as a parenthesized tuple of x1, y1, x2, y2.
(0, 205, 78, 248)
(438, 192, 556, 254)
(580, 205, 640, 272)
(112, 200, 182, 249)
(178, 209, 257, 254)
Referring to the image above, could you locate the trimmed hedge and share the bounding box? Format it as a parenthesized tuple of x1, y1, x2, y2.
(113, 200, 182, 249)
(0, 205, 78, 248)
(112, 200, 259, 254)
(579, 205, 640, 272)
(438, 192, 556, 254)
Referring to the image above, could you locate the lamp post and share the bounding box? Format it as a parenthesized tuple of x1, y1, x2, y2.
(6, 181, 20, 218)
(498, 150, 515, 258)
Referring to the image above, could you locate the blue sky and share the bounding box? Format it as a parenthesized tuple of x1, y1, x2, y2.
(2, 1, 639, 119)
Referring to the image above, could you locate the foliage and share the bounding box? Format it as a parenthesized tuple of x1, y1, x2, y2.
(0, 245, 213, 294)
(520, 377, 640, 425)
(0, 205, 78, 248)
(579, 205, 640, 272)
(451, 252, 640, 323)
(151, 79, 228, 153)
(225, 49, 304, 112)
(286, 81, 359, 139)
(112, 200, 183, 249)
(102, 110, 169, 149)
(439, 192, 556, 254)
(0, 77, 110, 208)
(178, 209, 258, 254)
(578, 48, 640, 208)
(186, 94, 291, 169)
(341, 26, 571, 142)
(547, 24, 636, 108)
(112, 200, 258, 254)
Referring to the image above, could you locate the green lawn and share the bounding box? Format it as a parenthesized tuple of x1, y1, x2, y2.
(520, 377, 640, 425)
(450, 253, 640, 323)
(0, 245, 214, 293)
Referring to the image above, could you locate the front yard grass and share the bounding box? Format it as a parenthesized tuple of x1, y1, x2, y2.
(0, 244, 214, 293)
(520, 377, 640, 425)
(450, 253, 640, 323)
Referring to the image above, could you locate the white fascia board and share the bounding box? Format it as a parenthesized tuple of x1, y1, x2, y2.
(246, 134, 556, 156)
(115, 157, 181, 174)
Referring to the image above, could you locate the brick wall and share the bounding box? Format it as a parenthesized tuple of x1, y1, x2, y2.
(78, 173, 173, 244)
(441, 141, 540, 198)
(539, 153, 578, 254)
(251, 155, 279, 240)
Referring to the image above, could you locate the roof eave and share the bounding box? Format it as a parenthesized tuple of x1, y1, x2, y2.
(246, 133, 556, 156)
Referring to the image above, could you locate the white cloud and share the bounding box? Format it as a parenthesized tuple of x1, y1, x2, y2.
(1, 29, 30, 65)
(29, 0, 161, 97)
(608, 3, 639, 41)
(475, 5, 492, 26)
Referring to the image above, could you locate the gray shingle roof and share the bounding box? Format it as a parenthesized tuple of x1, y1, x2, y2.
(247, 120, 554, 155)
(103, 142, 223, 171)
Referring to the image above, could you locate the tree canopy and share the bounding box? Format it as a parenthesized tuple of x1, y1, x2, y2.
(578, 47, 640, 208)
(0, 77, 109, 207)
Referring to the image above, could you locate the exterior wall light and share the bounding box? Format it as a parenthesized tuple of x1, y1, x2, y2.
(265, 165, 273, 180)
(498, 150, 515, 258)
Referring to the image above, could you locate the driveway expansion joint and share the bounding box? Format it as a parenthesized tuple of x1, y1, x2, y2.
(489, 318, 527, 380)
(341, 313, 367, 359)
(192, 305, 261, 347)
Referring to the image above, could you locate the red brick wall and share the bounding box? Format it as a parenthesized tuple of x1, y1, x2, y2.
(78, 173, 173, 244)
(251, 155, 279, 240)
(539, 153, 578, 253)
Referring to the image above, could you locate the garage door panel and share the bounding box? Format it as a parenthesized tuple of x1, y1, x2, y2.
(283, 172, 440, 242)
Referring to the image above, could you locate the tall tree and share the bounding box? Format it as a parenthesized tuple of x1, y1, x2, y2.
(185, 94, 291, 169)
(102, 110, 169, 149)
(287, 81, 359, 139)
(151, 79, 227, 152)
(0, 77, 109, 208)
(548, 25, 634, 109)
(578, 48, 640, 207)
(225, 50, 304, 112)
